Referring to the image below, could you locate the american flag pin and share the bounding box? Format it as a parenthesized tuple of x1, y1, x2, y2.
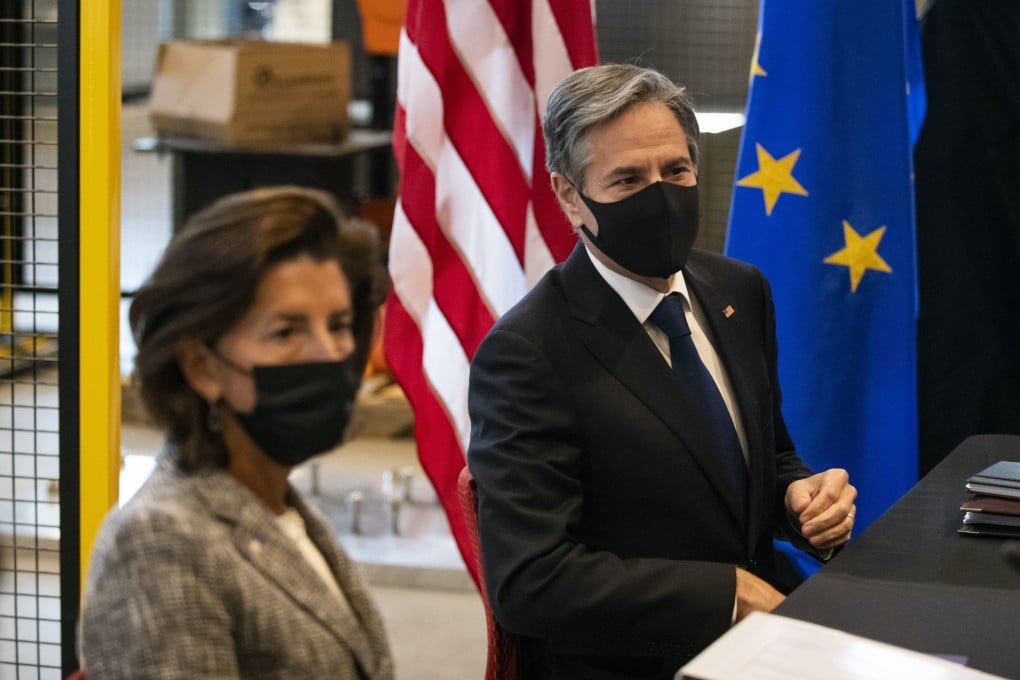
(723, 305, 735, 318)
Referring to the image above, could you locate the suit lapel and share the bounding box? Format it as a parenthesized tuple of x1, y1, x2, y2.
(560, 246, 747, 530)
(189, 470, 377, 675)
(289, 490, 388, 671)
(685, 258, 766, 547)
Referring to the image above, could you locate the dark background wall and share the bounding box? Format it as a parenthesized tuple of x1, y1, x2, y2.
(915, 0, 1020, 472)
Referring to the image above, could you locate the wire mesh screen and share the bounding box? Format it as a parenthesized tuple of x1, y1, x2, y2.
(0, 0, 62, 678)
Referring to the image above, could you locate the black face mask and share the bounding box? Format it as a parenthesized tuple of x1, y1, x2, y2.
(579, 181, 700, 278)
(221, 358, 359, 467)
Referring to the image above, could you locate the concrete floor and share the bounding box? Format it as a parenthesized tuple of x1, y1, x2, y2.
(374, 585, 487, 680)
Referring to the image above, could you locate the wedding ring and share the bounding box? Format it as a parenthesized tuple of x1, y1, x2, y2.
(846, 512, 855, 523)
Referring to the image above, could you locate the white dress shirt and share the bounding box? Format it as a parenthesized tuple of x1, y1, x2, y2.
(585, 248, 749, 464)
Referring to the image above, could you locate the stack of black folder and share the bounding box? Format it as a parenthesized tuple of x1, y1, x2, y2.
(959, 461, 1020, 537)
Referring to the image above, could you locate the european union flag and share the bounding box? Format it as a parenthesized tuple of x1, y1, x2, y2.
(725, 0, 926, 536)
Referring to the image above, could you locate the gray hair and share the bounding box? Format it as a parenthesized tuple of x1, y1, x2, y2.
(543, 63, 700, 189)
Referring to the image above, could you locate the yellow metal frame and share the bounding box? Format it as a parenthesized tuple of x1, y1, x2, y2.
(79, 0, 121, 580)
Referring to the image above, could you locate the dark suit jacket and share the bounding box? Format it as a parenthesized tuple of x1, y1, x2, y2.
(467, 244, 814, 679)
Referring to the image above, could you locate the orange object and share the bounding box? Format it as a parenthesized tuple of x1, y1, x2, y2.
(356, 0, 407, 56)
(365, 306, 388, 378)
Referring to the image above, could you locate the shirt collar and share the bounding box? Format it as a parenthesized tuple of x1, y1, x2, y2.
(584, 246, 690, 324)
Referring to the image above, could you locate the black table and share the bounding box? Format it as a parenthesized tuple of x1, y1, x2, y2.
(777, 434, 1020, 678)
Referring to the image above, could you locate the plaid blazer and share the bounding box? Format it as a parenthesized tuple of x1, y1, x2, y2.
(79, 448, 393, 680)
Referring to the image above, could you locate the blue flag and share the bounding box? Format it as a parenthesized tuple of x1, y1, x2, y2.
(725, 0, 926, 537)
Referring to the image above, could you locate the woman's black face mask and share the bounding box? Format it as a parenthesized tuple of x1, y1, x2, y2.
(216, 355, 359, 466)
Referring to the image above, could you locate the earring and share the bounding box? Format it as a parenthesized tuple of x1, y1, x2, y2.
(206, 401, 223, 433)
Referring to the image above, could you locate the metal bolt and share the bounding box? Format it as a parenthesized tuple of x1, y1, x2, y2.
(349, 490, 364, 534)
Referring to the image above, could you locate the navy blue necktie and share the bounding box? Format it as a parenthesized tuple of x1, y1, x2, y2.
(649, 293, 748, 521)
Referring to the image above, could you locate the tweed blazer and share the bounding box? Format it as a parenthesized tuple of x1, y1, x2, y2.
(79, 447, 393, 680)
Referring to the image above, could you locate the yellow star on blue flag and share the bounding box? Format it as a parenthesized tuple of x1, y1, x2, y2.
(823, 221, 892, 292)
(725, 0, 926, 562)
(736, 144, 808, 216)
(751, 32, 768, 78)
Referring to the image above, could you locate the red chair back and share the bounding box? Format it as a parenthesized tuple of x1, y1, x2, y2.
(457, 466, 522, 680)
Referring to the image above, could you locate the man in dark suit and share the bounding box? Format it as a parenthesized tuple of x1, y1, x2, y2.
(467, 64, 857, 679)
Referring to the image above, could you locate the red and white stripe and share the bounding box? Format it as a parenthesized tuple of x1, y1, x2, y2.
(386, 0, 597, 585)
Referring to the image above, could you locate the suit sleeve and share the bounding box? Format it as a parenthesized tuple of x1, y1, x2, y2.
(79, 509, 240, 679)
(467, 326, 737, 659)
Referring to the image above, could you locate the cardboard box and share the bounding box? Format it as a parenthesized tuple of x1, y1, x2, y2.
(149, 39, 351, 145)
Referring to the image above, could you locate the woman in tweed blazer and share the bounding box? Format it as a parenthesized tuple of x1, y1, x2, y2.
(79, 187, 394, 679)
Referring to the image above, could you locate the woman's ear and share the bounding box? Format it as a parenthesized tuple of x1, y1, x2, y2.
(177, 341, 223, 403)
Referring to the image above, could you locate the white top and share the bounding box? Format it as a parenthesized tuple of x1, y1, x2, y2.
(275, 507, 353, 615)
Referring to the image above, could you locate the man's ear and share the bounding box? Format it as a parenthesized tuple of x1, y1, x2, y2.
(550, 173, 584, 228)
(177, 340, 223, 403)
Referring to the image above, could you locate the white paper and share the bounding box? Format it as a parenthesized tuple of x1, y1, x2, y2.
(678, 612, 1006, 680)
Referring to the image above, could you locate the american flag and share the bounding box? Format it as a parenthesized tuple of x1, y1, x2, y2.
(385, 0, 598, 585)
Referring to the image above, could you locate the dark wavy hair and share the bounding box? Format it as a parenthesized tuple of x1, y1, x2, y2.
(128, 186, 388, 470)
